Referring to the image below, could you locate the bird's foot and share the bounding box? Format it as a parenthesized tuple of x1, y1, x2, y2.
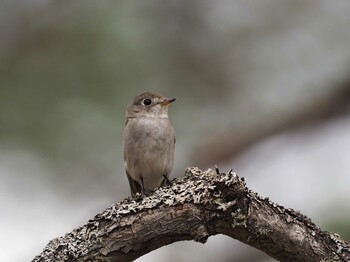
(163, 174, 172, 186)
(141, 188, 151, 197)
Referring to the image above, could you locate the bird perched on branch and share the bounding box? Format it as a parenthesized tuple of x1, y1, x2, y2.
(123, 92, 176, 196)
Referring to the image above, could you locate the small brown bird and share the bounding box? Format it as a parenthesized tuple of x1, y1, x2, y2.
(123, 91, 176, 196)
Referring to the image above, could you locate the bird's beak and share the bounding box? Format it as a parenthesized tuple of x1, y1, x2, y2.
(161, 98, 176, 106)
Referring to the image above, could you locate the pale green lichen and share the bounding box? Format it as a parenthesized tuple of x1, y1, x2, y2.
(256, 227, 272, 236)
(33, 167, 244, 261)
(231, 207, 248, 228)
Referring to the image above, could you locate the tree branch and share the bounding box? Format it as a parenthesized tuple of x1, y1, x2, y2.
(33, 167, 350, 262)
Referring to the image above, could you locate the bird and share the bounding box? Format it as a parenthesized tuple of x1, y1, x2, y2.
(123, 91, 176, 196)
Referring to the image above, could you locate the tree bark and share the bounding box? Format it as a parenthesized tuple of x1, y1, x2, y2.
(33, 167, 350, 262)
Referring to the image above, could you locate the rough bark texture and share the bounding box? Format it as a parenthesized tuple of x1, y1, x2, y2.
(33, 167, 350, 262)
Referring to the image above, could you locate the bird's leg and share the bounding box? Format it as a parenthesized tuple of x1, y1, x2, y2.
(215, 165, 221, 175)
(140, 177, 150, 196)
(163, 174, 172, 186)
(162, 174, 175, 193)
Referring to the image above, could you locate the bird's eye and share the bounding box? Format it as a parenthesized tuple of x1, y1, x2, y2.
(143, 98, 152, 106)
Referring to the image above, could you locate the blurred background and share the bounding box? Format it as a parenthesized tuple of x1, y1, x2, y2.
(1, 1, 350, 261)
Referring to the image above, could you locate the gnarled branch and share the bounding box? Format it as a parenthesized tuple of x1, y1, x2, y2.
(33, 167, 350, 262)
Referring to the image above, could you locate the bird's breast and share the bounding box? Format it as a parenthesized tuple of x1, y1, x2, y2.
(124, 116, 175, 189)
